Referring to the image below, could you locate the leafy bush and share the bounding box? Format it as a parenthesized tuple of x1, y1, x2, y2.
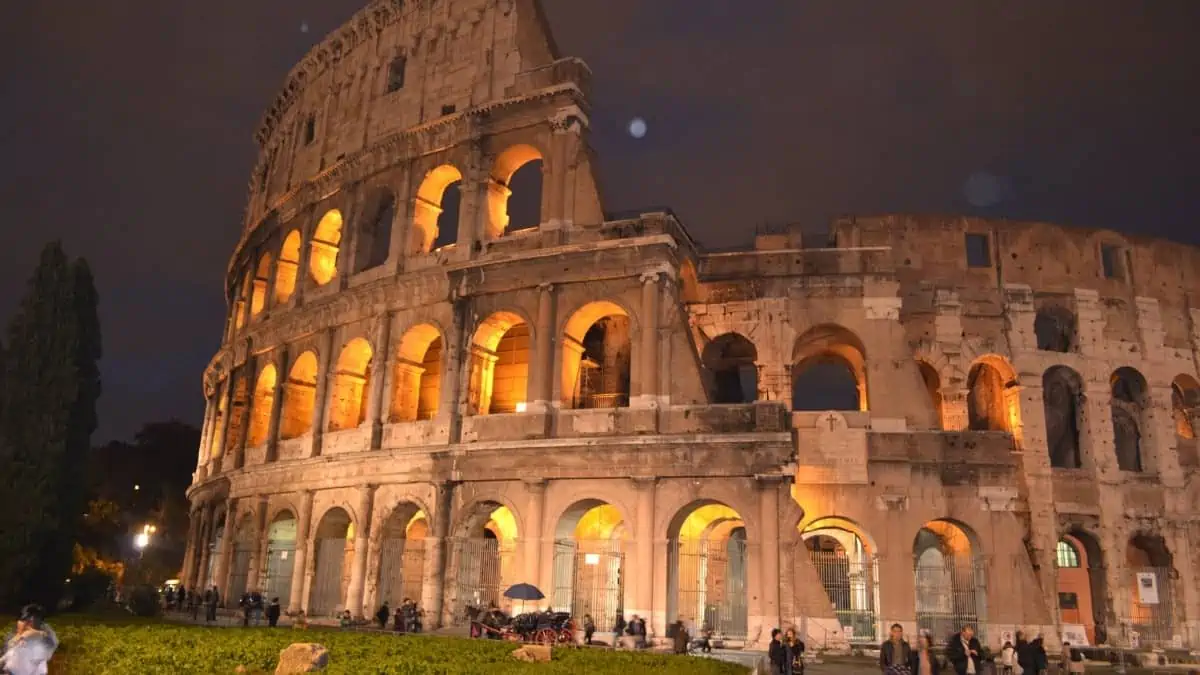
(50, 617, 749, 674)
(123, 585, 161, 617)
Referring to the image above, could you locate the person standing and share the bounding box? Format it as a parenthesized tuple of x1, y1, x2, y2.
(945, 625, 982, 675)
(266, 598, 281, 628)
(582, 614, 595, 646)
(785, 628, 806, 675)
(910, 633, 941, 675)
(769, 629, 789, 675)
(880, 623, 913, 675)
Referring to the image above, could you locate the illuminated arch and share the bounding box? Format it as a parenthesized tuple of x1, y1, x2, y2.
(327, 338, 374, 432)
(1056, 529, 1106, 644)
(551, 500, 628, 626)
(447, 501, 519, 618)
(375, 503, 428, 606)
(389, 323, 444, 422)
(275, 230, 302, 303)
(353, 188, 395, 273)
(1171, 374, 1198, 439)
(264, 509, 298, 604)
(561, 301, 632, 409)
(309, 506, 353, 615)
(916, 360, 943, 429)
(309, 209, 343, 286)
(412, 165, 463, 254)
(792, 324, 868, 411)
(798, 516, 880, 639)
(247, 364, 277, 447)
(666, 500, 749, 641)
(912, 519, 986, 640)
(233, 271, 251, 332)
(280, 351, 319, 440)
(1127, 533, 1175, 643)
(485, 144, 544, 239)
(250, 253, 272, 317)
(966, 354, 1018, 432)
(469, 311, 531, 415)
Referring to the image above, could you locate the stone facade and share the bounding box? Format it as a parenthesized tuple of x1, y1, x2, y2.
(182, 0, 1200, 651)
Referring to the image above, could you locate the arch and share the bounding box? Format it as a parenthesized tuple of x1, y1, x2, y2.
(1034, 306, 1076, 353)
(448, 501, 519, 621)
(209, 384, 229, 460)
(280, 351, 319, 440)
(309, 209, 343, 286)
(792, 324, 868, 411)
(917, 360, 944, 430)
(412, 164, 463, 254)
(1043, 366, 1084, 469)
(561, 301, 632, 410)
(703, 333, 759, 404)
(912, 519, 987, 642)
(1057, 529, 1107, 645)
(250, 253, 272, 317)
(486, 144, 544, 239)
(353, 188, 395, 273)
(1111, 367, 1148, 472)
(389, 323, 445, 423)
(375, 502, 427, 606)
(551, 500, 628, 632)
(966, 355, 1018, 432)
(227, 514, 259, 600)
(233, 272, 251, 332)
(666, 500, 749, 641)
(1171, 374, 1199, 439)
(1127, 533, 1174, 645)
(275, 230, 302, 303)
(799, 516, 881, 640)
(309, 506, 353, 616)
(247, 363, 277, 447)
(264, 509, 298, 605)
(328, 338, 374, 432)
(469, 311, 531, 415)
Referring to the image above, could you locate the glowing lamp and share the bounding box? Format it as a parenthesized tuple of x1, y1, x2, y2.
(515, 402, 528, 413)
(584, 553, 600, 566)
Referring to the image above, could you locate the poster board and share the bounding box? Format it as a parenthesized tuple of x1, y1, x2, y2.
(1061, 624, 1089, 647)
(1136, 572, 1160, 605)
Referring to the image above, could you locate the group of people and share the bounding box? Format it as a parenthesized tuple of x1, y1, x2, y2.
(768, 627, 806, 675)
(164, 584, 221, 622)
(1, 605, 57, 675)
(372, 598, 425, 634)
(877, 623, 1059, 675)
(236, 591, 283, 627)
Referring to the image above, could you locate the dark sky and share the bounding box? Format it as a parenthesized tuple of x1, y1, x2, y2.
(2, 1, 1198, 443)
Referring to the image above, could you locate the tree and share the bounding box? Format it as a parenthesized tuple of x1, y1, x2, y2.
(0, 242, 102, 611)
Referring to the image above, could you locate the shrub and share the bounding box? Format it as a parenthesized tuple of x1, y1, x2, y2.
(123, 585, 161, 617)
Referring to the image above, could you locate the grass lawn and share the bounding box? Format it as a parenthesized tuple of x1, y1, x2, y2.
(47, 615, 750, 674)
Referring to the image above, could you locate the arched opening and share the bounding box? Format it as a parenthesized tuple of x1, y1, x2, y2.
(1171, 375, 1198, 440)
(209, 384, 228, 461)
(703, 333, 759, 404)
(376, 503, 427, 607)
(1056, 531, 1108, 645)
(486, 145, 543, 239)
(233, 272, 251, 332)
(265, 511, 297, 606)
(667, 501, 749, 642)
(967, 356, 1017, 432)
(551, 501, 626, 634)
(227, 516, 257, 602)
(309, 209, 343, 286)
(561, 301, 632, 409)
(250, 253, 272, 317)
(389, 324, 443, 423)
(799, 517, 880, 642)
(275, 231, 301, 304)
(412, 165, 463, 254)
(327, 338, 373, 432)
(309, 507, 353, 617)
(353, 188, 395, 273)
(1034, 306, 1076, 353)
(917, 361, 943, 430)
(205, 511, 227, 589)
(1127, 534, 1175, 646)
(505, 158, 543, 233)
(247, 364, 277, 448)
(791, 324, 867, 411)
(280, 351, 318, 440)
(448, 502, 518, 622)
(1043, 366, 1085, 469)
(468, 313, 529, 415)
(1111, 367, 1147, 472)
(913, 519, 987, 643)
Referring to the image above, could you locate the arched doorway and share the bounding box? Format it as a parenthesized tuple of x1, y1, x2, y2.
(206, 511, 226, 590)
(667, 502, 749, 642)
(561, 302, 632, 409)
(799, 517, 880, 642)
(791, 324, 867, 411)
(309, 507, 353, 617)
(226, 515, 256, 602)
(264, 511, 297, 606)
(389, 324, 443, 422)
(1127, 534, 1174, 646)
(913, 520, 988, 642)
(703, 333, 759, 404)
(468, 313, 530, 415)
(1055, 532, 1107, 645)
(447, 502, 518, 623)
(967, 356, 1017, 432)
(376, 503, 427, 607)
(551, 501, 626, 632)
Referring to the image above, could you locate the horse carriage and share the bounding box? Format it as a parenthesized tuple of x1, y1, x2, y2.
(470, 608, 576, 645)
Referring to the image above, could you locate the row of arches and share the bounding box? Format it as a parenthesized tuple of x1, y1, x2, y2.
(230, 145, 545, 335)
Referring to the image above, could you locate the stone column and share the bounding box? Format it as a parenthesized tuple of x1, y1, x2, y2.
(233, 361, 255, 471)
(197, 396, 215, 474)
(195, 504, 214, 590)
(444, 299, 469, 444)
(266, 348, 288, 463)
(637, 272, 661, 407)
(530, 283, 556, 413)
(309, 330, 335, 458)
(215, 497, 239, 601)
(245, 497, 268, 593)
(423, 482, 454, 628)
(213, 380, 235, 473)
(757, 476, 783, 642)
(632, 477, 657, 620)
(346, 485, 376, 618)
(288, 490, 315, 613)
(180, 506, 201, 588)
(523, 479, 548, 592)
(367, 316, 392, 449)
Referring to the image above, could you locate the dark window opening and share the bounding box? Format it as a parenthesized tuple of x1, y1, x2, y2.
(353, 189, 395, 273)
(702, 333, 759, 404)
(433, 181, 462, 249)
(1058, 592, 1079, 610)
(1034, 307, 1076, 353)
(1101, 244, 1123, 279)
(304, 115, 316, 145)
(965, 233, 991, 268)
(792, 359, 859, 411)
(506, 160, 543, 232)
(440, 104, 456, 116)
(386, 57, 407, 93)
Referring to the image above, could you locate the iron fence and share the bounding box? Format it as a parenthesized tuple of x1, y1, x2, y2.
(805, 549, 880, 642)
(309, 538, 348, 617)
(551, 539, 625, 630)
(1126, 567, 1176, 648)
(914, 559, 989, 644)
(264, 540, 295, 605)
(226, 546, 253, 601)
(377, 538, 426, 606)
(446, 537, 515, 624)
(669, 538, 749, 641)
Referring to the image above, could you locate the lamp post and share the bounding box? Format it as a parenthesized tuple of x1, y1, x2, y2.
(134, 524, 157, 561)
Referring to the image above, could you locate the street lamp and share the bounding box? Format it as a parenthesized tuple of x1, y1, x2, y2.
(134, 524, 157, 559)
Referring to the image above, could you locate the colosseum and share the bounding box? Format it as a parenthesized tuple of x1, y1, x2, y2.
(181, 0, 1200, 652)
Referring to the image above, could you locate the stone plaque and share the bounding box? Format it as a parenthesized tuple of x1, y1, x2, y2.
(795, 412, 869, 485)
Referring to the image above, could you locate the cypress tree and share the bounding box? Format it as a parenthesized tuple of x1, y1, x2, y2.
(0, 242, 102, 610)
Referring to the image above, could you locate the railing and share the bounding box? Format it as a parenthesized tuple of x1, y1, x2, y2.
(577, 393, 628, 410)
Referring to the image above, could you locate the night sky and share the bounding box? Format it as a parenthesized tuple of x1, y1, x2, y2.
(2, 1, 1198, 443)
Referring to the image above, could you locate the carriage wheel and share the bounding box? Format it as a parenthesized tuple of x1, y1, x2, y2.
(535, 628, 557, 645)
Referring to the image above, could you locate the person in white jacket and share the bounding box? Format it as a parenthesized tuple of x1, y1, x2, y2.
(0, 604, 59, 675)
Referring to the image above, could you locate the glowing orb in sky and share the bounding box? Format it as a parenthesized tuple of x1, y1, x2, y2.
(628, 118, 647, 139)
(300, 21, 310, 33)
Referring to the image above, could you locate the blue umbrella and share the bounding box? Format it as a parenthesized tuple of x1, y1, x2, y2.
(503, 583, 545, 601)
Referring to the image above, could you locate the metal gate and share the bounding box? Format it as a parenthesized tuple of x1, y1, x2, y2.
(309, 538, 348, 617)
(670, 538, 749, 641)
(807, 549, 879, 642)
(226, 546, 253, 602)
(377, 538, 426, 606)
(1128, 567, 1175, 647)
(448, 537, 514, 624)
(914, 559, 988, 643)
(551, 539, 625, 630)
(264, 540, 295, 605)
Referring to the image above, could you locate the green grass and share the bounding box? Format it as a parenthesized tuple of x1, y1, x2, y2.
(48, 616, 749, 674)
